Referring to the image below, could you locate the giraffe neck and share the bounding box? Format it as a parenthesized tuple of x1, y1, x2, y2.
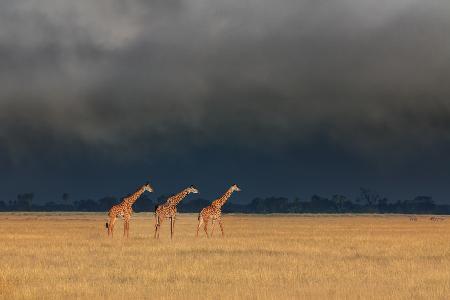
(167, 189, 190, 207)
(122, 187, 145, 207)
(213, 188, 234, 208)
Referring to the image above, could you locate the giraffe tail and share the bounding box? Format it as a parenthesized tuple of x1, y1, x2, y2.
(105, 222, 109, 229)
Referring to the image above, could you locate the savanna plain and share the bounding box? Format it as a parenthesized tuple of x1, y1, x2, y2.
(1, 213, 450, 299)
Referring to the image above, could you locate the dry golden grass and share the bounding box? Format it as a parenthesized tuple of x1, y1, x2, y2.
(1, 213, 450, 299)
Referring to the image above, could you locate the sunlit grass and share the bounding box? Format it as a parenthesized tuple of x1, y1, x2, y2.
(0, 213, 449, 299)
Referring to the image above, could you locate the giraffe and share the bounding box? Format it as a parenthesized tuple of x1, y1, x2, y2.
(197, 184, 241, 238)
(106, 182, 153, 238)
(154, 185, 199, 239)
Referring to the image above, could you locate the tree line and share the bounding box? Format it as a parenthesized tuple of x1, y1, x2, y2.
(0, 188, 448, 214)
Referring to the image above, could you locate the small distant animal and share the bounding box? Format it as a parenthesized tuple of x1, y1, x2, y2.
(430, 216, 445, 222)
(409, 216, 418, 221)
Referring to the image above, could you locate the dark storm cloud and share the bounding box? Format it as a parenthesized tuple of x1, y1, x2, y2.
(1, 0, 450, 166)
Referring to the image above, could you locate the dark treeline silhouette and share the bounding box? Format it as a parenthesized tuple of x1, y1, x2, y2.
(1, 188, 449, 214)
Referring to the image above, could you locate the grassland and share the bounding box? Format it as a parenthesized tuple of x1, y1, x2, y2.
(1, 213, 450, 299)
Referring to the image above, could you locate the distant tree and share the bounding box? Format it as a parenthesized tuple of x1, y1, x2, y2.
(133, 194, 155, 212)
(1, 188, 446, 214)
(269, 197, 290, 213)
(247, 197, 263, 213)
(43, 202, 61, 211)
(377, 197, 389, 213)
(74, 199, 98, 211)
(16, 193, 34, 211)
(62, 193, 70, 203)
(409, 196, 435, 213)
(342, 198, 357, 212)
(179, 198, 211, 213)
(358, 188, 381, 209)
(309, 195, 336, 212)
(97, 196, 118, 211)
(222, 201, 245, 213)
(331, 195, 347, 212)
(288, 197, 302, 213)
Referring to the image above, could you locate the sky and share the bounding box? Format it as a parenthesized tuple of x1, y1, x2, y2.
(1, 0, 450, 204)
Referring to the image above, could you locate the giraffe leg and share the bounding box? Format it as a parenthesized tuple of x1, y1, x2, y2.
(154, 214, 159, 239)
(197, 216, 204, 237)
(157, 216, 164, 239)
(110, 216, 117, 238)
(125, 218, 130, 238)
(107, 217, 113, 236)
(123, 218, 128, 238)
(173, 216, 176, 239)
(218, 218, 225, 237)
(170, 217, 174, 240)
(203, 218, 209, 238)
(211, 219, 216, 237)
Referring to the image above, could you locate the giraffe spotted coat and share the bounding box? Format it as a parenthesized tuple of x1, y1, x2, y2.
(197, 184, 241, 238)
(154, 185, 199, 239)
(107, 182, 153, 238)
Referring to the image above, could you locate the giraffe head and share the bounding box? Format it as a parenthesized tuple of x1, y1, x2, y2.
(187, 185, 199, 194)
(231, 184, 241, 192)
(143, 182, 154, 193)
